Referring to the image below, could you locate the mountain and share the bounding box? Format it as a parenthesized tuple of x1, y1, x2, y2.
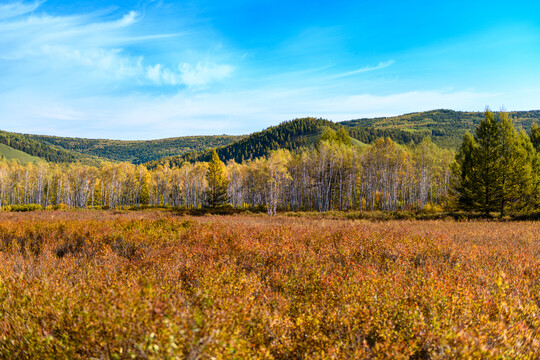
(4, 109, 540, 166)
(340, 109, 540, 148)
(0, 130, 101, 165)
(26, 134, 242, 164)
(0, 129, 240, 165)
(145, 117, 427, 168)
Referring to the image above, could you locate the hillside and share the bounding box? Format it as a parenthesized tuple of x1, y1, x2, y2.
(5, 109, 540, 166)
(0, 143, 42, 164)
(0, 130, 101, 165)
(27, 134, 242, 164)
(341, 109, 540, 148)
(146, 117, 427, 167)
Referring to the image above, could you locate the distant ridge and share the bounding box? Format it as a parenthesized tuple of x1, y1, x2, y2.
(145, 117, 427, 168)
(3, 109, 540, 166)
(0, 130, 100, 165)
(26, 134, 242, 164)
(340, 109, 540, 148)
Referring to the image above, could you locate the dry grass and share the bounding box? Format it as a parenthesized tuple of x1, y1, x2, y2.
(0, 211, 539, 359)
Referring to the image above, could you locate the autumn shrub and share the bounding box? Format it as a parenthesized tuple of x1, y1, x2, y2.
(0, 211, 539, 359)
(4, 204, 44, 212)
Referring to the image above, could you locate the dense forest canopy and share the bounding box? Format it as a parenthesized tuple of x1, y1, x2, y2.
(6, 109, 540, 166)
(0, 130, 100, 165)
(27, 134, 242, 164)
(145, 117, 428, 168)
(341, 109, 540, 148)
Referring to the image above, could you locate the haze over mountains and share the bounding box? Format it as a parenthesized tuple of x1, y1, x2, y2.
(2, 109, 540, 166)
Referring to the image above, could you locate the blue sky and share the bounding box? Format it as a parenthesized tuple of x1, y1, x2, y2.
(1, 0, 540, 139)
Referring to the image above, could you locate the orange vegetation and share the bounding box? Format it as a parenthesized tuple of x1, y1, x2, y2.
(0, 211, 539, 359)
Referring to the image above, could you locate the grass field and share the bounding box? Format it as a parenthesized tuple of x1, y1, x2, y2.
(0, 211, 539, 358)
(0, 143, 41, 164)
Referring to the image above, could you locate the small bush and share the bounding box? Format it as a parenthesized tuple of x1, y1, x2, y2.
(6, 204, 44, 212)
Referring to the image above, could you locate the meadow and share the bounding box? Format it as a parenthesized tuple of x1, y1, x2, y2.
(0, 211, 539, 359)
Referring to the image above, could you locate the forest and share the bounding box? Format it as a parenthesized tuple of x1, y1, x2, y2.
(27, 133, 241, 164)
(0, 130, 96, 165)
(342, 109, 540, 148)
(6, 109, 540, 167)
(0, 134, 453, 214)
(0, 111, 539, 217)
(148, 117, 428, 167)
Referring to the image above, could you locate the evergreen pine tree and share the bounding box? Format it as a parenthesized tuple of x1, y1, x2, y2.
(529, 122, 540, 152)
(451, 132, 477, 210)
(452, 110, 539, 215)
(205, 150, 229, 208)
(519, 130, 540, 209)
(498, 113, 534, 215)
(473, 110, 502, 214)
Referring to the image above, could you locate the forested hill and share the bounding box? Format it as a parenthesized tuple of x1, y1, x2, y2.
(145, 117, 427, 168)
(341, 109, 540, 148)
(0, 130, 101, 165)
(4, 109, 540, 166)
(26, 134, 242, 164)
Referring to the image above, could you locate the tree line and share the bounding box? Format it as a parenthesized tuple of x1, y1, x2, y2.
(0, 130, 454, 214)
(2, 110, 538, 216)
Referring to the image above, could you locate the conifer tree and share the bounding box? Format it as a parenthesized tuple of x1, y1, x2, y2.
(498, 113, 534, 215)
(529, 122, 540, 152)
(472, 110, 502, 214)
(205, 149, 229, 208)
(519, 130, 540, 209)
(452, 110, 538, 215)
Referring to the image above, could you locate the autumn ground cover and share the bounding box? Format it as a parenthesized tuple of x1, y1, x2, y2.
(0, 211, 539, 359)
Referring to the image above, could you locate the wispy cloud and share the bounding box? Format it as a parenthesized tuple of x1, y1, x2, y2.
(0, 0, 42, 20)
(0, 2, 234, 88)
(0, 86, 515, 139)
(331, 60, 395, 79)
(1, 1, 537, 139)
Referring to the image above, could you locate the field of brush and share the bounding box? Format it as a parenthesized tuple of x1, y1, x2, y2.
(0, 211, 539, 359)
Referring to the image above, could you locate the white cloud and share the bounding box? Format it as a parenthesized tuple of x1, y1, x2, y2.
(332, 60, 395, 79)
(0, 86, 527, 140)
(0, 2, 233, 88)
(179, 62, 235, 87)
(0, 1, 42, 20)
(1, 2, 536, 140)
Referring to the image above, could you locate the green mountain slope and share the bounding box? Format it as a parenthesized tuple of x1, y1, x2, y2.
(6, 109, 540, 166)
(146, 117, 335, 167)
(0, 130, 101, 165)
(27, 134, 242, 164)
(0, 143, 42, 164)
(146, 117, 425, 167)
(341, 109, 540, 148)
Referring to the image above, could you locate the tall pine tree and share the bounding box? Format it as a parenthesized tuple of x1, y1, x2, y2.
(498, 113, 534, 215)
(473, 110, 502, 214)
(529, 122, 540, 152)
(452, 110, 538, 215)
(450, 132, 477, 210)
